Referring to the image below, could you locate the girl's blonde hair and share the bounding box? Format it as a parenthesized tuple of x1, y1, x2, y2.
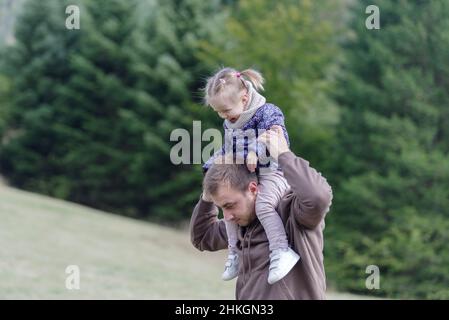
(202, 67, 265, 107)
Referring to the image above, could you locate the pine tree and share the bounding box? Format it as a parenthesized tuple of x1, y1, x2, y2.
(0, 0, 81, 196)
(0, 73, 10, 137)
(51, 0, 149, 213)
(0, 0, 227, 221)
(127, 0, 226, 221)
(327, 0, 449, 298)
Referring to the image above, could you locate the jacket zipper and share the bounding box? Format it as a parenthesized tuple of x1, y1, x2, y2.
(242, 230, 247, 284)
(242, 223, 256, 285)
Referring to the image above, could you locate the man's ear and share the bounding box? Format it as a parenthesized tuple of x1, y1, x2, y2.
(248, 181, 258, 195)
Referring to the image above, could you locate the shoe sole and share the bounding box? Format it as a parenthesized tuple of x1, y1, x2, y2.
(222, 273, 238, 281)
(268, 250, 300, 285)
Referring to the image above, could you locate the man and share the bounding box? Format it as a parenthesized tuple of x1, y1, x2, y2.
(190, 126, 333, 299)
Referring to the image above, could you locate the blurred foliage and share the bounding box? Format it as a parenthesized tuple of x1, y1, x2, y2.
(0, 73, 10, 136)
(0, 0, 25, 46)
(0, 0, 226, 221)
(325, 0, 449, 299)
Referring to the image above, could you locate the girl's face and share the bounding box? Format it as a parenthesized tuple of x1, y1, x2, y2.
(211, 90, 249, 123)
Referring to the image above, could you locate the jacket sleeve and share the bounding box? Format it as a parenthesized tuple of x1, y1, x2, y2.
(257, 105, 291, 147)
(278, 151, 333, 229)
(190, 195, 228, 251)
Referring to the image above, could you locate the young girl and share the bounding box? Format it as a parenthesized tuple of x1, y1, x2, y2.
(202, 67, 300, 285)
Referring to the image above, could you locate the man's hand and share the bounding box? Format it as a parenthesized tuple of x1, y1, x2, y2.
(246, 151, 258, 172)
(257, 125, 290, 161)
(202, 191, 213, 202)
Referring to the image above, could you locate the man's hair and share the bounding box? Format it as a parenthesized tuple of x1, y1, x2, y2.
(203, 155, 258, 196)
(201, 67, 265, 107)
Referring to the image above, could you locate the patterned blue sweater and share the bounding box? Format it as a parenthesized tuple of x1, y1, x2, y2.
(203, 103, 290, 172)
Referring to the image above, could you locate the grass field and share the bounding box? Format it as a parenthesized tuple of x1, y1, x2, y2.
(0, 182, 374, 299)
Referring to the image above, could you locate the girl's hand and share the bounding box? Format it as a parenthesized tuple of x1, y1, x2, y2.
(246, 151, 258, 172)
(257, 125, 290, 160)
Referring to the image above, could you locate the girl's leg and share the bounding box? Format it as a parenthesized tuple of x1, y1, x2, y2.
(222, 220, 239, 281)
(224, 220, 239, 252)
(255, 171, 290, 251)
(256, 171, 300, 284)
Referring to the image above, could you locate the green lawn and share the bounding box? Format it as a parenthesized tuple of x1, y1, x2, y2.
(0, 182, 374, 299)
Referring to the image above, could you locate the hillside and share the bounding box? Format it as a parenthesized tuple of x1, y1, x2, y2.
(0, 182, 373, 299)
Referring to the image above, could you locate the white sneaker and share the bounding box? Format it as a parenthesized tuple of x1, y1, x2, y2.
(267, 247, 300, 284)
(222, 252, 239, 281)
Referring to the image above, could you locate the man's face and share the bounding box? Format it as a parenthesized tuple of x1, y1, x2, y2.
(211, 181, 258, 227)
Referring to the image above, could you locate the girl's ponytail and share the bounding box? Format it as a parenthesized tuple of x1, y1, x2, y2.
(202, 67, 265, 107)
(240, 69, 265, 91)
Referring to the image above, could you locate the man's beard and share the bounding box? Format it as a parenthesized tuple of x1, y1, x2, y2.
(238, 199, 255, 226)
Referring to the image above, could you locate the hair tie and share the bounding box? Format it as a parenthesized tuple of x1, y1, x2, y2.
(235, 72, 241, 78)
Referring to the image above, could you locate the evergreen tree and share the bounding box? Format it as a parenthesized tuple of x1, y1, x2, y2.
(327, 0, 449, 298)
(0, 0, 81, 196)
(117, 0, 227, 221)
(51, 0, 149, 213)
(0, 73, 10, 137)
(0, 0, 227, 221)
